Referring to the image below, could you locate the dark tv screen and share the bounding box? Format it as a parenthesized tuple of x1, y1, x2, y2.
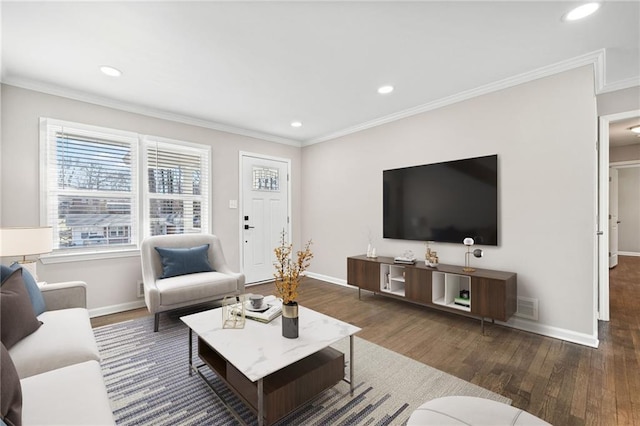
(383, 155, 498, 246)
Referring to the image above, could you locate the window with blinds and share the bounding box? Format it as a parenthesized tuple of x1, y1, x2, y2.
(40, 118, 211, 254)
(144, 137, 210, 237)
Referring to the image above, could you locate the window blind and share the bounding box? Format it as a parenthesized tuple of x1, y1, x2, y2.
(144, 137, 210, 237)
(42, 120, 138, 251)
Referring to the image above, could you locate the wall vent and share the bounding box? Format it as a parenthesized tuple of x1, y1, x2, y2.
(515, 296, 538, 321)
(137, 281, 144, 298)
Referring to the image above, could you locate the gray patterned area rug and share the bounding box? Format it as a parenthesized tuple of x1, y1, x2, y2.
(93, 312, 510, 425)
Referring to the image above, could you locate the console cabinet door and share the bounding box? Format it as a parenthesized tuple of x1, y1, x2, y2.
(347, 258, 380, 292)
(405, 267, 432, 304)
(471, 277, 507, 321)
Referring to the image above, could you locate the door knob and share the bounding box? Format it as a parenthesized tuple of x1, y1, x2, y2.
(244, 225, 255, 230)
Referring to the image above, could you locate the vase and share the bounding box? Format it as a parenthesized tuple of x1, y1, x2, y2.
(282, 302, 299, 338)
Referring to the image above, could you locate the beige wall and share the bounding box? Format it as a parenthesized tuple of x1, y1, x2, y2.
(1, 66, 602, 344)
(597, 86, 640, 116)
(611, 144, 640, 162)
(0, 84, 302, 312)
(301, 66, 598, 343)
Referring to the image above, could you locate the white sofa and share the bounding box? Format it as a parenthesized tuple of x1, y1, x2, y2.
(141, 233, 245, 331)
(8, 281, 115, 426)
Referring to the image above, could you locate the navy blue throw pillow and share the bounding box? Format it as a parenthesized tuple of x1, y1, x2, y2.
(1, 264, 46, 316)
(154, 244, 214, 279)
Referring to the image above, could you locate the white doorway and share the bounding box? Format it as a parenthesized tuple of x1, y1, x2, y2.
(597, 109, 640, 321)
(609, 167, 619, 268)
(239, 152, 291, 284)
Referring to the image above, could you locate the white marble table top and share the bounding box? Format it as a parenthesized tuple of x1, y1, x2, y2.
(181, 304, 361, 382)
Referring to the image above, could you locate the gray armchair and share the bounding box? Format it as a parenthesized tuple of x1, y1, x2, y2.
(140, 233, 245, 331)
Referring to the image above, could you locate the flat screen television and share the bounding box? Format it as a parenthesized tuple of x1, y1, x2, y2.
(383, 154, 498, 245)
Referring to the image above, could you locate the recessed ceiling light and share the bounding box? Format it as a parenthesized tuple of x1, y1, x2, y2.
(100, 66, 122, 77)
(563, 3, 601, 21)
(630, 125, 640, 134)
(290, 121, 302, 128)
(377, 85, 394, 95)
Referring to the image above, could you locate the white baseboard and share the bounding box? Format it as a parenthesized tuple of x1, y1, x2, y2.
(501, 317, 599, 348)
(619, 251, 640, 257)
(306, 272, 600, 348)
(306, 272, 353, 288)
(89, 300, 146, 318)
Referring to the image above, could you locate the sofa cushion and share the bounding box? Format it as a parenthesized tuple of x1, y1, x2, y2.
(1, 264, 46, 316)
(1, 269, 42, 350)
(9, 308, 100, 379)
(155, 244, 214, 278)
(156, 271, 238, 306)
(1, 342, 22, 426)
(20, 360, 114, 426)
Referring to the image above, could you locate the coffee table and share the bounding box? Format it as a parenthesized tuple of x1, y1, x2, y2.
(181, 304, 361, 425)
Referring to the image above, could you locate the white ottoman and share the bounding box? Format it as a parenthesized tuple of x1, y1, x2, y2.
(407, 396, 551, 425)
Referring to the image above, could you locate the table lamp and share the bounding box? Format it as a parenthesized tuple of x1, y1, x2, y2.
(0, 227, 53, 280)
(462, 237, 483, 272)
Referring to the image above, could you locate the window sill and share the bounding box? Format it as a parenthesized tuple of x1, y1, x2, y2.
(40, 248, 140, 264)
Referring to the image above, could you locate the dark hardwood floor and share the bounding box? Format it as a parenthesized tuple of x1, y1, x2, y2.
(91, 255, 640, 425)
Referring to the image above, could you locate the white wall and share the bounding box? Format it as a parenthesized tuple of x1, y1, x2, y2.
(617, 167, 640, 254)
(301, 66, 598, 344)
(0, 84, 302, 314)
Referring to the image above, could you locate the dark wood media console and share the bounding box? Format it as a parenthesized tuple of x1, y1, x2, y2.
(347, 255, 517, 332)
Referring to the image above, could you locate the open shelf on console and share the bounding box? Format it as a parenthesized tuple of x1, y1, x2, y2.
(432, 271, 471, 312)
(380, 264, 406, 297)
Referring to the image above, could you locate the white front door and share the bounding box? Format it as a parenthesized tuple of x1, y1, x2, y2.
(241, 153, 290, 284)
(609, 167, 619, 268)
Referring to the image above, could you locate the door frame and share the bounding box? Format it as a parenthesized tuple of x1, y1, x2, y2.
(238, 151, 292, 282)
(610, 160, 640, 257)
(597, 109, 640, 321)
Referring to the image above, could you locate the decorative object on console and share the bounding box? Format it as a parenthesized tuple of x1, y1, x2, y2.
(425, 241, 439, 267)
(394, 250, 416, 264)
(462, 237, 483, 272)
(367, 244, 377, 258)
(0, 227, 53, 281)
(273, 230, 313, 339)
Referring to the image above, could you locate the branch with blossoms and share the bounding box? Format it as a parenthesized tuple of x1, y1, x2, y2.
(273, 230, 313, 305)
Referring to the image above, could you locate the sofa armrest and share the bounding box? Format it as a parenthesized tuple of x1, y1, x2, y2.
(40, 281, 87, 310)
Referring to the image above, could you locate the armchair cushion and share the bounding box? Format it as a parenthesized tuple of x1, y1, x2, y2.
(155, 244, 213, 278)
(1, 264, 46, 316)
(0, 269, 42, 350)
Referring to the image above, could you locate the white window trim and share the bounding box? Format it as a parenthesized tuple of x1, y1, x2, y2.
(39, 118, 212, 263)
(141, 134, 212, 239)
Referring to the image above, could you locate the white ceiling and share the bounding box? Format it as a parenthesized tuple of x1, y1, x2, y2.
(2, 1, 639, 146)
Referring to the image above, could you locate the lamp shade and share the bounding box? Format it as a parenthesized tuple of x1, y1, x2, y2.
(0, 227, 53, 257)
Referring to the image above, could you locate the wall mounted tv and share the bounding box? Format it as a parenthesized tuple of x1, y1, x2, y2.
(383, 154, 498, 246)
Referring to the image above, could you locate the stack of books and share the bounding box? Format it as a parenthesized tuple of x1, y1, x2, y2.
(234, 295, 283, 323)
(453, 297, 470, 308)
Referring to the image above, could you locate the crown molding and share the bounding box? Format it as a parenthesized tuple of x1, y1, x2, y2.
(303, 49, 608, 146)
(5, 48, 636, 150)
(1, 77, 303, 148)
